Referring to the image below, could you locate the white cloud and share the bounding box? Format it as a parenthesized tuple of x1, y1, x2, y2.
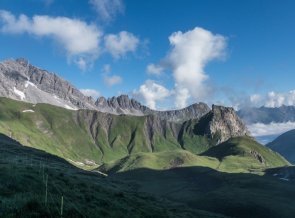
(101, 64, 122, 86)
(247, 122, 295, 137)
(0, 10, 102, 70)
(148, 27, 227, 108)
(102, 64, 111, 73)
(104, 31, 139, 58)
(75, 57, 88, 72)
(133, 80, 171, 109)
(104, 75, 122, 86)
(43, 0, 54, 7)
(80, 89, 100, 99)
(89, 0, 124, 22)
(146, 63, 164, 75)
(249, 90, 295, 108)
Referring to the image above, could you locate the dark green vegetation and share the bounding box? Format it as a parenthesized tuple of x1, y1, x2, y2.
(267, 129, 295, 164)
(109, 166, 295, 218)
(0, 133, 227, 218)
(0, 97, 293, 218)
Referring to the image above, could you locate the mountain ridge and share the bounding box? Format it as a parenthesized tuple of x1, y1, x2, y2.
(0, 58, 210, 122)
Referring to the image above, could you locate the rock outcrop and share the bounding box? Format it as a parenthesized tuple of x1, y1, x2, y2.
(0, 58, 96, 110)
(196, 105, 249, 144)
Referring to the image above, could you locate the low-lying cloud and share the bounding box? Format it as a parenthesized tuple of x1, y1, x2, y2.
(249, 90, 295, 108)
(247, 122, 295, 137)
(80, 89, 101, 99)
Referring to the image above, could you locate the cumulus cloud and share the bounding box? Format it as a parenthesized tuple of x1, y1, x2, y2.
(249, 90, 295, 108)
(43, 0, 54, 7)
(104, 31, 139, 58)
(102, 64, 111, 73)
(132, 80, 171, 109)
(90, 0, 124, 22)
(146, 63, 164, 75)
(101, 64, 122, 86)
(0, 10, 102, 70)
(148, 27, 227, 108)
(247, 122, 295, 137)
(104, 74, 122, 86)
(80, 89, 100, 99)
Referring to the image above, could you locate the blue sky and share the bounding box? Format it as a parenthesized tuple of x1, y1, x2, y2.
(1, 0, 295, 109)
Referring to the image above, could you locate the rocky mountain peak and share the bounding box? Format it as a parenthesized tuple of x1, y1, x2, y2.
(196, 104, 249, 144)
(15, 58, 29, 66)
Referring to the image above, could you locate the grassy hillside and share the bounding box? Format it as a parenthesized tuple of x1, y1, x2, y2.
(0, 133, 227, 218)
(0, 97, 215, 166)
(203, 137, 289, 172)
(100, 137, 289, 175)
(267, 129, 295, 164)
(99, 150, 220, 174)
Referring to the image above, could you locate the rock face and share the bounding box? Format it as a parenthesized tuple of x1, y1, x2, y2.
(0, 58, 210, 122)
(0, 58, 96, 110)
(197, 105, 249, 143)
(95, 95, 210, 122)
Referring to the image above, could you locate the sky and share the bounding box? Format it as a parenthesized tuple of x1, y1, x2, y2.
(1, 0, 295, 111)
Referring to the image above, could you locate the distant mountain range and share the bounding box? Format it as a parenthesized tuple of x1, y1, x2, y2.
(238, 106, 295, 124)
(0, 58, 210, 122)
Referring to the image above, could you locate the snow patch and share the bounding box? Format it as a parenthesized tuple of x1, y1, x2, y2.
(64, 104, 78, 110)
(22, 109, 35, 113)
(13, 87, 25, 100)
(25, 81, 37, 88)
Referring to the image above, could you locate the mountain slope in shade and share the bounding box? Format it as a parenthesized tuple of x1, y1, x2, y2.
(0, 133, 226, 218)
(267, 129, 295, 163)
(0, 58, 210, 122)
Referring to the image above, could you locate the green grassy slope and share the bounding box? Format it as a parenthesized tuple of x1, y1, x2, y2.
(99, 150, 220, 174)
(100, 136, 289, 175)
(0, 133, 228, 218)
(0, 97, 214, 166)
(203, 137, 289, 172)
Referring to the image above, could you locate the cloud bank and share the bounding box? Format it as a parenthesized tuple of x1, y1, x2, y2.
(249, 90, 295, 108)
(247, 122, 295, 137)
